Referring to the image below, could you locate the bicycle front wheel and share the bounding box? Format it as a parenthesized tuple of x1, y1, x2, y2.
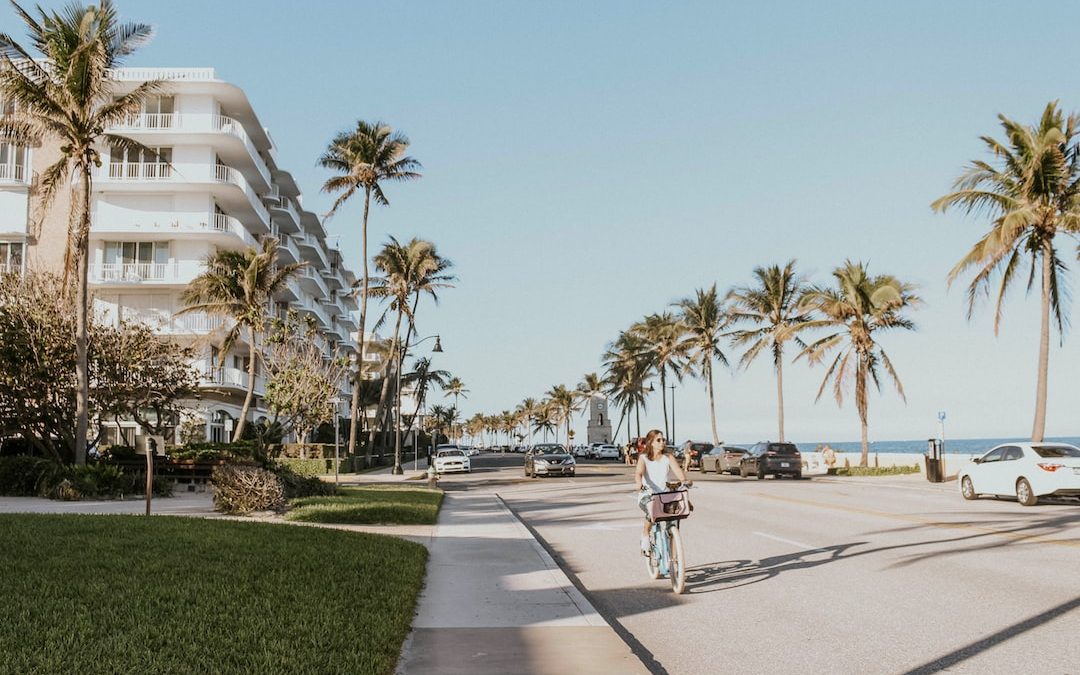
(668, 525, 686, 594)
(645, 527, 661, 579)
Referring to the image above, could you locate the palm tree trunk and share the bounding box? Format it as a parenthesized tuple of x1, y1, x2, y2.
(660, 371, 669, 440)
(347, 187, 373, 460)
(706, 360, 720, 446)
(1032, 246, 1052, 442)
(857, 355, 869, 468)
(635, 402, 641, 438)
(776, 354, 785, 443)
(391, 309, 404, 474)
(233, 326, 258, 442)
(74, 167, 91, 465)
(368, 364, 392, 460)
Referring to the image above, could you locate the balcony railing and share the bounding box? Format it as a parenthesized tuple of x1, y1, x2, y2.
(90, 261, 203, 283)
(212, 212, 258, 248)
(0, 163, 29, 184)
(165, 312, 226, 334)
(0, 262, 23, 276)
(300, 266, 330, 297)
(114, 112, 176, 129)
(108, 67, 216, 81)
(215, 164, 270, 225)
(277, 233, 301, 261)
(108, 162, 171, 179)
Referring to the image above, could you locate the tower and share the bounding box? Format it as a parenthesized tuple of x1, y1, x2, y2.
(586, 395, 612, 444)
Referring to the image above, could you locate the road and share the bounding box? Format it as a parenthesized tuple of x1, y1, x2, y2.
(440, 451, 1080, 675)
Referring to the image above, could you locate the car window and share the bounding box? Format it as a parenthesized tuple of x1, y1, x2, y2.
(980, 447, 1004, 463)
(1000, 446, 1022, 461)
(724, 447, 745, 454)
(1032, 445, 1080, 458)
(438, 450, 464, 457)
(769, 443, 799, 455)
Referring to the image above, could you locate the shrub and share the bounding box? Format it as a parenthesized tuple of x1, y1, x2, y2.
(0, 455, 60, 496)
(96, 445, 139, 462)
(52, 463, 174, 500)
(211, 465, 285, 514)
(170, 441, 258, 463)
(274, 458, 329, 478)
(270, 463, 337, 499)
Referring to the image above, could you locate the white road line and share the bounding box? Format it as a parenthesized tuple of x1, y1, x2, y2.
(753, 531, 831, 554)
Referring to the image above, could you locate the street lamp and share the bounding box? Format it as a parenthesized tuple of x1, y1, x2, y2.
(332, 397, 342, 484)
(393, 335, 443, 475)
(669, 384, 676, 444)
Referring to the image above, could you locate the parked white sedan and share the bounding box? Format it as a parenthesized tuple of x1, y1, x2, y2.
(434, 448, 471, 474)
(959, 442, 1080, 506)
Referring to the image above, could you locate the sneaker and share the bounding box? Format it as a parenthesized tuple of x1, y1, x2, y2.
(640, 534, 651, 555)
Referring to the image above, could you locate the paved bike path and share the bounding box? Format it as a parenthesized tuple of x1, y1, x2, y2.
(397, 491, 649, 675)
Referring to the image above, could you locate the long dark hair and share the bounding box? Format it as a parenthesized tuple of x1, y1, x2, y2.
(642, 428, 666, 460)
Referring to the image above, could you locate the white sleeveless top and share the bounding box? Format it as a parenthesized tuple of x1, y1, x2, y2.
(642, 454, 673, 493)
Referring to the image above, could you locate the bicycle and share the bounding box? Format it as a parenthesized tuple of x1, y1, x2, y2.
(642, 481, 690, 594)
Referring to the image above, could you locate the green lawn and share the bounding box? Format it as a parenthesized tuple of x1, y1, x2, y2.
(0, 514, 427, 675)
(286, 485, 443, 526)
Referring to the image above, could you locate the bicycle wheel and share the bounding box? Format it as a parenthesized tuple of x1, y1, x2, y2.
(645, 526, 661, 579)
(669, 524, 686, 594)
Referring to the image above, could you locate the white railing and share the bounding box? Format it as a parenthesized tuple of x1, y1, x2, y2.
(167, 312, 226, 334)
(214, 164, 270, 225)
(213, 115, 271, 187)
(108, 67, 216, 81)
(0, 262, 22, 276)
(94, 262, 173, 281)
(301, 266, 330, 296)
(113, 113, 176, 129)
(277, 233, 301, 261)
(108, 162, 171, 179)
(269, 194, 301, 226)
(0, 163, 28, 183)
(296, 233, 330, 267)
(297, 294, 332, 328)
(212, 213, 258, 248)
(201, 366, 248, 389)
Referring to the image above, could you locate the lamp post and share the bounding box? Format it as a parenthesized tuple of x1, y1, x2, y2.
(332, 397, 341, 484)
(393, 335, 443, 475)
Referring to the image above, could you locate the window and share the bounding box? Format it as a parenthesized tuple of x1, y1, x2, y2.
(1001, 446, 1023, 461)
(143, 96, 174, 128)
(0, 242, 23, 275)
(103, 241, 169, 280)
(0, 142, 27, 181)
(1032, 445, 1080, 458)
(980, 448, 1005, 463)
(209, 411, 232, 443)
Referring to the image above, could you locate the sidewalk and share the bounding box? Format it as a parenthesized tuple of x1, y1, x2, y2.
(397, 492, 649, 675)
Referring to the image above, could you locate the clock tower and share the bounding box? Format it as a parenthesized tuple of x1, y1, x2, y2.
(586, 395, 612, 444)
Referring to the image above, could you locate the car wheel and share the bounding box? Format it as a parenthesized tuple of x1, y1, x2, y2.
(961, 476, 977, 500)
(1016, 478, 1037, 506)
(793, 472, 802, 480)
(757, 466, 765, 480)
(740, 464, 748, 478)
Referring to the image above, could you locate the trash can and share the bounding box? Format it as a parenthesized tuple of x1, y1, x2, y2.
(924, 454, 944, 482)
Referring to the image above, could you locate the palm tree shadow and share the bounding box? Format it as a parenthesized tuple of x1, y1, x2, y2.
(684, 542, 863, 593)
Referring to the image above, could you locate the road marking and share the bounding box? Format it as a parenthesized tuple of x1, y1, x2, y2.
(753, 531, 831, 554)
(756, 492, 1080, 549)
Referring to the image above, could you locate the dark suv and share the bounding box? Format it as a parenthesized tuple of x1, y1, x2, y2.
(678, 441, 715, 470)
(739, 441, 802, 479)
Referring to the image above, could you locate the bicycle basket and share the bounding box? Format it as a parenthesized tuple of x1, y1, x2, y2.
(649, 490, 689, 521)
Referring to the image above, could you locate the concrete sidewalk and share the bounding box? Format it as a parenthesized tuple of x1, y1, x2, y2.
(397, 492, 649, 675)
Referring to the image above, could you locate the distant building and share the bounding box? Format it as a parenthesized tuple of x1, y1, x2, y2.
(586, 395, 612, 444)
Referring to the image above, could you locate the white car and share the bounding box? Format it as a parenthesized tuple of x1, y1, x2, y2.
(596, 444, 620, 460)
(434, 448, 471, 474)
(958, 442, 1080, 506)
(573, 446, 589, 458)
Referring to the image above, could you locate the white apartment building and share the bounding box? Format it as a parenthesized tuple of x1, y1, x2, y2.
(3, 67, 365, 446)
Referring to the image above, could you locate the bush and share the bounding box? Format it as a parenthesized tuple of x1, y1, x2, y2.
(51, 463, 174, 500)
(0, 455, 61, 496)
(170, 441, 258, 463)
(96, 445, 139, 461)
(833, 464, 921, 476)
(270, 463, 337, 499)
(211, 465, 285, 514)
(274, 457, 332, 477)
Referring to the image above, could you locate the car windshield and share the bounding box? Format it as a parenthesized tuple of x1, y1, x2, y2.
(1032, 445, 1080, 458)
(769, 443, 799, 454)
(438, 450, 464, 457)
(535, 446, 566, 454)
(691, 444, 713, 452)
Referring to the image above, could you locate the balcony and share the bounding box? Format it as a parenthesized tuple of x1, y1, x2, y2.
(162, 312, 228, 334)
(299, 266, 330, 298)
(87, 211, 257, 250)
(277, 276, 301, 302)
(321, 266, 345, 290)
(211, 213, 259, 248)
(296, 294, 332, 329)
(277, 233, 301, 263)
(109, 113, 273, 190)
(0, 163, 30, 186)
(199, 366, 265, 395)
(90, 261, 204, 285)
(97, 163, 271, 231)
(267, 193, 301, 232)
(296, 232, 330, 268)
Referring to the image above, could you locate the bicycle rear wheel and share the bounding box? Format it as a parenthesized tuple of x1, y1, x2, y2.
(645, 526, 661, 579)
(668, 524, 686, 594)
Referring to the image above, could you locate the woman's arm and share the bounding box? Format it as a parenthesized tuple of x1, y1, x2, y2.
(668, 454, 689, 483)
(635, 458, 646, 490)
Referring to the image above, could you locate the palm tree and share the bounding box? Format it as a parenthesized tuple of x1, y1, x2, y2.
(727, 264, 811, 443)
(517, 397, 541, 447)
(0, 0, 157, 463)
(428, 404, 453, 445)
(797, 261, 921, 467)
(319, 120, 421, 461)
(444, 377, 469, 411)
(402, 357, 450, 448)
(630, 312, 686, 438)
(545, 384, 578, 447)
(932, 102, 1080, 442)
(180, 238, 304, 441)
(602, 330, 652, 440)
(673, 285, 732, 446)
(533, 401, 557, 442)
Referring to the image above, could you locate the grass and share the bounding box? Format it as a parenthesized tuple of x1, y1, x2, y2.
(286, 485, 443, 525)
(832, 464, 922, 476)
(0, 514, 427, 675)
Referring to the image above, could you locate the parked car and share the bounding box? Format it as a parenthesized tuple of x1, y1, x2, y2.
(596, 444, 620, 460)
(678, 441, 715, 470)
(739, 441, 802, 479)
(700, 445, 747, 474)
(958, 442, 1080, 506)
(434, 448, 471, 474)
(525, 444, 576, 478)
(574, 445, 590, 458)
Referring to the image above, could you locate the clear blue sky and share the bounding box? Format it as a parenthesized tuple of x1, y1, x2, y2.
(13, 0, 1080, 443)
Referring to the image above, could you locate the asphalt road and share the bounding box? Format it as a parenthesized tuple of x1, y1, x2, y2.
(446, 451, 1080, 675)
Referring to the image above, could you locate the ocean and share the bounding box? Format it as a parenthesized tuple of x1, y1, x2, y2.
(787, 436, 1080, 456)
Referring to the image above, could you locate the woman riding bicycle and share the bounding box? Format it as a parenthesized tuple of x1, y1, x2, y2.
(634, 429, 690, 554)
